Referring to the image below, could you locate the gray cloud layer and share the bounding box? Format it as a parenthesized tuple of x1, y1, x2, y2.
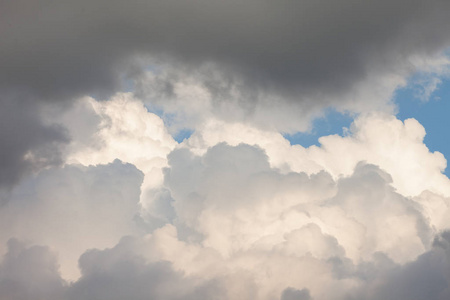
(1, 0, 450, 100)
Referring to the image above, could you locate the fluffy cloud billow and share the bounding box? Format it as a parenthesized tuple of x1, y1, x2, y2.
(1, 1, 450, 299)
(1, 93, 450, 299)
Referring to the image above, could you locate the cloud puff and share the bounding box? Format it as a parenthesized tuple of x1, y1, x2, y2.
(184, 113, 450, 197)
(61, 93, 176, 193)
(351, 231, 450, 300)
(0, 160, 144, 280)
(162, 144, 432, 264)
(58, 93, 179, 224)
(0, 236, 259, 300)
(63, 94, 176, 168)
(0, 239, 66, 300)
(0, 93, 69, 191)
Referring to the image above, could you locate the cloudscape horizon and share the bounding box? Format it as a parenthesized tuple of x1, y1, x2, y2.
(1, 1, 450, 299)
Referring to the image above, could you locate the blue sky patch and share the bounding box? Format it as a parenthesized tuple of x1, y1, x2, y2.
(283, 108, 354, 148)
(396, 77, 450, 175)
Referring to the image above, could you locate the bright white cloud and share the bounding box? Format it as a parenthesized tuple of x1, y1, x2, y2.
(59, 93, 177, 212)
(64, 93, 176, 173)
(162, 144, 433, 265)
(184, 112, 450, 197)
(1, 95, 450, 299)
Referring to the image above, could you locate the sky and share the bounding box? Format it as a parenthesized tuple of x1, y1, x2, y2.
(1, 1, 450, 300)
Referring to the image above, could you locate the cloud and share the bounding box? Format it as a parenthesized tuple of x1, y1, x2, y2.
(183, 112, 450, 197)
(1, 231, 449, 300)
(0, 0, 449, 199)
(0, 92, 69, 191)
(350, 231, 450, 300)
(25, 94, 448, 288)
(162, 144, 433, 265)
(0, 97, 450, 299)
(58, 93, 178, 223)
(0, 239, 66, 300)
(1, 0, 450, 131)
(2, 2, 450, 296)
(0, 236, 259, 300)
(2, 0, 450, 97)
(69, 236, 259, 300)
(0, 160, 144, 280)
(61, 93, 176, 194)
(281, 288, 312, 300)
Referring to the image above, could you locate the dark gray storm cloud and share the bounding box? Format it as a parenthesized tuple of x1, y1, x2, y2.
(1, 0, 450, 101)
(0, 92, 68, 192)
